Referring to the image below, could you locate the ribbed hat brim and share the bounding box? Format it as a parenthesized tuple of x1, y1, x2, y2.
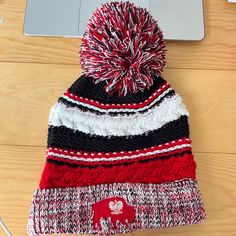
(27, 179, 205, 236)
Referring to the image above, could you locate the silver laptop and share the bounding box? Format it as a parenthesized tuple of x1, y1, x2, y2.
(24, 0, 204, 41)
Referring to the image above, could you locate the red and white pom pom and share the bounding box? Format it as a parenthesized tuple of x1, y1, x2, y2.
(80, 1, 166, 96)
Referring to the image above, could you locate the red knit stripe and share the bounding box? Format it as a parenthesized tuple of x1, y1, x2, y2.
(63, 83, 170, 109)
(39, 152, 196, 189)
(47, 147, 192, 166)
(47, 138, 191, 159)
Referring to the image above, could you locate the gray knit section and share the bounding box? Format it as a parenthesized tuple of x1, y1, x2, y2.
(27, 179, 205, 236)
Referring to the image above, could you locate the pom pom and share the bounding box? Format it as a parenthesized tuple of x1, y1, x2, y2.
(80, 1, 166, 96)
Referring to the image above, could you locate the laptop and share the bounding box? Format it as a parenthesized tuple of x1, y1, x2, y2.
(24, 0, 205, 41)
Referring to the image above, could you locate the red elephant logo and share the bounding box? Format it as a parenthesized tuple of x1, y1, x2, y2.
(92, 196, 136, 230)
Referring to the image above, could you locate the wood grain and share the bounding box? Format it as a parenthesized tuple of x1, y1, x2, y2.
(0, 0, 236, 70)
(0, 62, 80, 147)
(1, 0, 236, 235)
(0, 145, 235, 236)
(0, 62, 235, 153)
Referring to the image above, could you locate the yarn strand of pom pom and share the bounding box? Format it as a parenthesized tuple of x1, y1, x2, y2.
(80, 1, 166, 96)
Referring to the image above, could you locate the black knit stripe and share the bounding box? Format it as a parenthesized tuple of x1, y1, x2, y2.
(47, 115, 189, 152)
(68, 74, 167, 104)
(47, 150, 192, 169)
(58, 90, 175, 116)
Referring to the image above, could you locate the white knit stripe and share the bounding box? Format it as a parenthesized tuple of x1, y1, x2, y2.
(62, 86, 173, 113)
(47, 143, 191, 162)
(49, 95, 189, 136)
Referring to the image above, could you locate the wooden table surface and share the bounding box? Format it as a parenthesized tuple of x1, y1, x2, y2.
(0, 0, 236, 235)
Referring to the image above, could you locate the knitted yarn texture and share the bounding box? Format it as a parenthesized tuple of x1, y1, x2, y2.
(27, 1, 205, 235)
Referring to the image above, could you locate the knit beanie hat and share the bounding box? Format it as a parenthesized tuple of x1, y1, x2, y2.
(27, 1, 205, 235)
